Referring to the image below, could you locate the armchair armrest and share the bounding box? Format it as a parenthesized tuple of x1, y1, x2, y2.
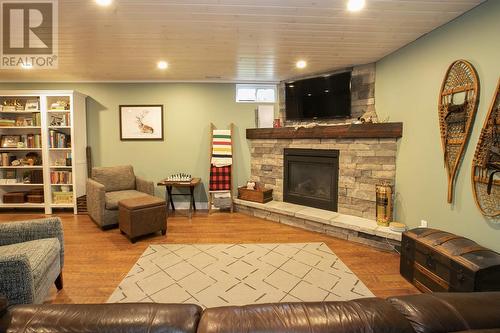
(86, 178, 106, 225)
(136, 176, 154, 195)
(0, 254, 35, 305)
(0, 218, 64, 267)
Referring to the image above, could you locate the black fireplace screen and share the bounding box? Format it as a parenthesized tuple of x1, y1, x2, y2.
(284, 149, 339, 211)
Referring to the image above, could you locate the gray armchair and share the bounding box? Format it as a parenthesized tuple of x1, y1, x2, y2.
(0, 217, 64, 305)
(86, 165, 154, 229)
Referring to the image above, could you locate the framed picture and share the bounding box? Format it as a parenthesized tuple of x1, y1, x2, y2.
(50, 114, 64, 126)
(1, 135, 21, 148)
(24, 99, 39, 111)
(119, 105, 164, 141)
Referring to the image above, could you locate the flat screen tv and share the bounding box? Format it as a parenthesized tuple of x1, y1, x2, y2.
(285, 71, 351, 120)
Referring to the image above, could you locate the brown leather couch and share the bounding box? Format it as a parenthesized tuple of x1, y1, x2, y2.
(1, 292, 499, 333)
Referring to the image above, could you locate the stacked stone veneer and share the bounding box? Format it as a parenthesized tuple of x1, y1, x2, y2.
(249, 138, 397, 220)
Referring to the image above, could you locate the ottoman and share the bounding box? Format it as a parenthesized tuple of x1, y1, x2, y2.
(118, 195, 167, 243)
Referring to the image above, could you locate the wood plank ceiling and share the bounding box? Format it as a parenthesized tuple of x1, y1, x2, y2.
(0, 0, 484, 82)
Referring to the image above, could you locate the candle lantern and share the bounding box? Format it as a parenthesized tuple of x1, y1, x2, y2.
(376, 182, 393, 227)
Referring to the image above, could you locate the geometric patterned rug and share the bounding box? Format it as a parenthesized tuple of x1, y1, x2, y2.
(107, 242, 374, 308)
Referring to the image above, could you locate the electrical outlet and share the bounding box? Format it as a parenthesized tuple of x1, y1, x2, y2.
(420, 220, 428, 228)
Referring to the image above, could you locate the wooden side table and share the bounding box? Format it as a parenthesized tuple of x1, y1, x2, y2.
(157, 177, 201, 219)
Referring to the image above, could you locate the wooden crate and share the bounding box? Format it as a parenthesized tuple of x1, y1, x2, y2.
(238, 186, 273, 203)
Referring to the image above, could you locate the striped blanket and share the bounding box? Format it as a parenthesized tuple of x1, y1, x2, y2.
(211, 129, 232, 167)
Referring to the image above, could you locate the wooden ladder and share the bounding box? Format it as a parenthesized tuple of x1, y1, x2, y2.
(208, 123, 234, 214)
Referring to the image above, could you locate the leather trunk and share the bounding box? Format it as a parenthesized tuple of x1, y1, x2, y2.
(400, 228, 500, 293)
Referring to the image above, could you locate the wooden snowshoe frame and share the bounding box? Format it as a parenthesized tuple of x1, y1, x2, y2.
(438, 60, 480, 203)
(471, 78, 500, 217)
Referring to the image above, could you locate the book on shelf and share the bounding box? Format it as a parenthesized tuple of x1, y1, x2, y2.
(0, 114, 40, 126)
(1, 106, 16, 112)
(33, 113, 41, 126)
(0, 119, 15, 126)
(50, 100, 70, 111)
(20, 134, 42, 148)
(50, 171, 72, 184)
(49, 130, 71, 148)
(0, 178, 18, 184)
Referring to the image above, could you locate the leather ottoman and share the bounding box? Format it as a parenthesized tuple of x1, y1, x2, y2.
(118, 195, 167, 243)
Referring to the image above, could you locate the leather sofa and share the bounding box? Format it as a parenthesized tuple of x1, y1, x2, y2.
(1, 292, 499, 333)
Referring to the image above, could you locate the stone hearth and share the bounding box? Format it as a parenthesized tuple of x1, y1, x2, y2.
(234, 198, 401, 251)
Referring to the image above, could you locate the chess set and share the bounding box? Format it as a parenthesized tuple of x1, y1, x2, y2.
(165, 173, 192, 182)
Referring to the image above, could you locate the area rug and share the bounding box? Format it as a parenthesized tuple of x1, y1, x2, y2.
(108, 243, 374, 308)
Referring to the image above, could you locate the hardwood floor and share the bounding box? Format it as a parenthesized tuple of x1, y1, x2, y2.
(0, 211, 419, 304)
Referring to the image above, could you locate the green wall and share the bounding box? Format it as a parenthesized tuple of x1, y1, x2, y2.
(376, 0, 500, 251)
(0, 82, 268, 205)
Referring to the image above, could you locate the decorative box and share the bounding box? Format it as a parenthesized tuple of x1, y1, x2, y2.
(3, 192, 26, 203)
(52, 191, 73, 204)
(238, 186, 273, 203)
(28, 188, 44, 196)
(27, 194, 44, 204)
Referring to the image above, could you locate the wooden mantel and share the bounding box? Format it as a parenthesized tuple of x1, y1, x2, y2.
(246, 122, 403, 140)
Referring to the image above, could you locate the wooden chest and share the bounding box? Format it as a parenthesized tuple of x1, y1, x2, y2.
(238, 186, 273, 203)
(401, 228, 500, 293)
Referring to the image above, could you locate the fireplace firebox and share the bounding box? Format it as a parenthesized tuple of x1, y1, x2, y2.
(283, 148, 339, 211)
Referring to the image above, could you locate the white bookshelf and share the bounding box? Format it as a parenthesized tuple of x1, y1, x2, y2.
(0, 90, 87, 214)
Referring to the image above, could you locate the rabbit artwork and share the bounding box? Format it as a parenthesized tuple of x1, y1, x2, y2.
(136, 111, 154, 134)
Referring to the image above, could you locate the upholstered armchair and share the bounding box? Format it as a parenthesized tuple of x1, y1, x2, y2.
(86, 165, 154, 229)
(0, 217, 64, 305)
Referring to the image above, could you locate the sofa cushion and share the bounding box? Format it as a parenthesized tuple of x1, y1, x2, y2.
(1, 303, 202, 333)
(92, 165, 136, 192)
(197, 298, 415, 333)
(105, 190, 150, 210)
(388, 292, 500, 333)
(0, 238, 60, 291)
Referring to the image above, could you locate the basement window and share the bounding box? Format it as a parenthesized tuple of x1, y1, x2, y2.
(236, 84, 276, 103)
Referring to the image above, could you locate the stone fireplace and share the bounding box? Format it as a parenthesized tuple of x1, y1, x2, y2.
(244, 64, 401, 220)
(248, 135, 397, 220)
(283, 148, 339, 212)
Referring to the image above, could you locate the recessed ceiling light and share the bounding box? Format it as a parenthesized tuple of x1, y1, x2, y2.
(347, 0, 365, 12)
(95, 0, 112, 6)
(157, 61, 169, 70)
(296, 60, 307, 69)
